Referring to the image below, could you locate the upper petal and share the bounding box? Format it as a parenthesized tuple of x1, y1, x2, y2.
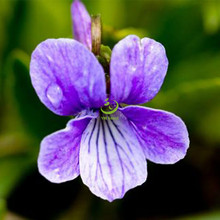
(71, 0, 92, 50)
(80, 111, 147, 202)
(38, 112, 98, 183)
(30, 38, 106, 116)
(110, 35, 168, 104)
(120, 106, 189, 164)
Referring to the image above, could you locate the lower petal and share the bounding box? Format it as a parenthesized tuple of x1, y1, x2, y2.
(120, 106, 189, 164)
(38, 113, 97, 183)
(80, 111, 147, 202)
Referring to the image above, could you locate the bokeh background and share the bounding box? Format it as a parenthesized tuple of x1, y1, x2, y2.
(0, 0, 220, 219)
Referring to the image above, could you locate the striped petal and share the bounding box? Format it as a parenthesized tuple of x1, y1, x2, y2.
(120, 106, 189, 164)
(30, 39, 106, 116)
(110, 35, 168, 104)
(38, 112, 98, 183)
(80, 111, 147, 202)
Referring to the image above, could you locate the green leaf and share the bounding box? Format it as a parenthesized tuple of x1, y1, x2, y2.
(202, 0, 220, 34)
(164, 53, 220, 90)
(0, 198, 6, 219)
(0, 133, 31, 158)
(0, 154, 35, 198)
(85, 0, 125, 28)
(8, 0, 71, 54)
(0, 0, 12, 62)
(179, 210, 220, 220)
(103, 26, 148, 43)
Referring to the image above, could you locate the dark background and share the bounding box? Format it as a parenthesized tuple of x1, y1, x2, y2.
(0, 0, 220, 219)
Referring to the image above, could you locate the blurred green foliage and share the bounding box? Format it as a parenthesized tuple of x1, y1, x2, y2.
(0, 0, 220, 219)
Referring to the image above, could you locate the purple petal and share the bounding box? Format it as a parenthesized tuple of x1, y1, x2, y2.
(110, 35, 168, 104)
(30, 38, 106, 116)
(80, 111, 147, 202)
(71, 0, 92, 50)
(120, 106, 189, 164)
(38, 112, 98, 183)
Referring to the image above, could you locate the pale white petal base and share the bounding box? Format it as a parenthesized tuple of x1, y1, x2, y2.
(80, 111, 147, 202)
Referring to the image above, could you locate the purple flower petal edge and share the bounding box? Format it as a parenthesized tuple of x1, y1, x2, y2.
(80, 111, 147, 201)
(38, 112, 98, 183)
(71, 0, 92, 50)
(120, 106, 190, 164)
(30, 38, 106, 116)
(110, 35, 168, 105)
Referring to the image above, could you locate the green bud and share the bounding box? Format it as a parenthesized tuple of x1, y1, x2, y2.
(100, 45, 112, 63)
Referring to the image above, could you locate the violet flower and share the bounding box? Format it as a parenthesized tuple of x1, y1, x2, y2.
(30, 0, 189, 202)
